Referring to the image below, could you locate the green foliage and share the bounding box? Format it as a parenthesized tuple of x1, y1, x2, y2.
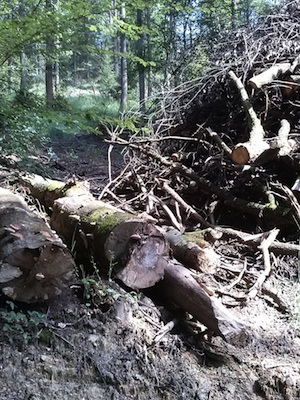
(0, 94, 48, 157)
(79, 264, 140, 308)
(1, 301, 47, 345)
(0, 0, 279, 148)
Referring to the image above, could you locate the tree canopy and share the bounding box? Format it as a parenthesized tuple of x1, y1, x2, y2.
(0, 0, 277, 103)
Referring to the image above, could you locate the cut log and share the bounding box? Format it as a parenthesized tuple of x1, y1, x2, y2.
(164, 227, 220, 274)
(24, 174, 169, 289)
(231, 119, 297, 164)
(229, 70, 298, 164)
(0, 188, 75, 303)
(248, 63, 291, 89)
(48, 181, 169, 290)
(162, 261, 246, 343)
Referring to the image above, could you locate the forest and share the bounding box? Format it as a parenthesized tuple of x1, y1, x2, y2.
(0, 0, 300, 399)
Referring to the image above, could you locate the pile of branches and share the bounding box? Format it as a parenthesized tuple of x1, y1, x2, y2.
(103, 1, 300, 243)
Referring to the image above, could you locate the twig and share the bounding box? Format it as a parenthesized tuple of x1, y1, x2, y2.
(171, 163, 290, 223)
(206, 127, 232, 156)
(214, 226, 300, 256)
(277, 183, 300, 227)
(215, 289, 247, 302)
(135, 174, 182, 230)
(106, 135, 200, 145)
(98, 163, 132, 200)
(157, 178, 209, 228)
(153, 194, 182, 231)
(104, 125, 125, 183)
(247, 228, 279, 299)
(226, 258, 248, 290)
(49, 328, 75, 348)
(261, 287, 289, 313)
(153, 317, 180, 343)
(104, 188, 135, 213)
(138, 307, 162, 329)
(135, 173, 155, 215)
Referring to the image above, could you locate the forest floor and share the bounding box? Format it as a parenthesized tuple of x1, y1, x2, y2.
(0, 132, 300, 400)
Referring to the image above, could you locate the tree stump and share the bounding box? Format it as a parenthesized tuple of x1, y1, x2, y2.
(0, 188, 75, 303)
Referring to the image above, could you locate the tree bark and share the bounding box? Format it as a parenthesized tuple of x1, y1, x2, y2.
(162, 261, 245, 342)
(0, 188, 75, 303)
(45, 0, 55, 106)
(137, 9, 146, 113)
(165, 227, 219, 274)
(119, 2, 128, 113)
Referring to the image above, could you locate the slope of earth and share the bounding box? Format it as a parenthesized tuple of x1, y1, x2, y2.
(0, 132, 299, 400)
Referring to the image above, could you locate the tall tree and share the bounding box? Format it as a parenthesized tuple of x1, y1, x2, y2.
(19, 0, 28, 94)
(137, 8, 146, 112)
(119, 2, 127, 112)
(45, 0, 55, 105)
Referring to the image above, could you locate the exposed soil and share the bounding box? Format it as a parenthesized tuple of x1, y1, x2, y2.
(0, 132, 300, 400)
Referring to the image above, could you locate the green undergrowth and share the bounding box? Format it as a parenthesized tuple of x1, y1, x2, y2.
(0, 301, 49, 345)
(79, 263, 140, 309)
(0, 88, 143, 175)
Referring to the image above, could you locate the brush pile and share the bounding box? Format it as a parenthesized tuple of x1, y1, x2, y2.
(98, 2, 300, 313)
(104, 1, 300, 239)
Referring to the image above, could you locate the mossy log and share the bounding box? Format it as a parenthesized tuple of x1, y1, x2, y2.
(164, 227, 220, 274)
(0, 188, 75, 303)
(24, 175, 246, 341)
(32, 177, 169, 290)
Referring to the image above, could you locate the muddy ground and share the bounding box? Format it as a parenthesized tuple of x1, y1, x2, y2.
(0, 132, 300, 400)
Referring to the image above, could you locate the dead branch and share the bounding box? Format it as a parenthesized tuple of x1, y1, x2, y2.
(214, 226, 300, 257)
(206, 127, 232, 157)
(228, 70, 266, 142)
(247, 228, 279, 299)
(157, 178, 208, 227)
(171, 163, 291, 224)
(164, 227, 220, 274)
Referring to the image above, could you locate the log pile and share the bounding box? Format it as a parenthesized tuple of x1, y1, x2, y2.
(86, 2, 300, 336)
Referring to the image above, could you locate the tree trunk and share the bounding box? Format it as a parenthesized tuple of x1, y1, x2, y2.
(19, 0, 27, 94)
(45, 58, 54, 105)
(231, 0, 237, 29)
(45, 0, 54, 106)
(54, 61, 60, 93)
(137, 9, 146, 113)
(119, 2, 128, 113)
(0, 188, 75, 303)
(20, 51, 27, 93)
(7, 57, 14, 93)
(73, 51, 77, 85)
